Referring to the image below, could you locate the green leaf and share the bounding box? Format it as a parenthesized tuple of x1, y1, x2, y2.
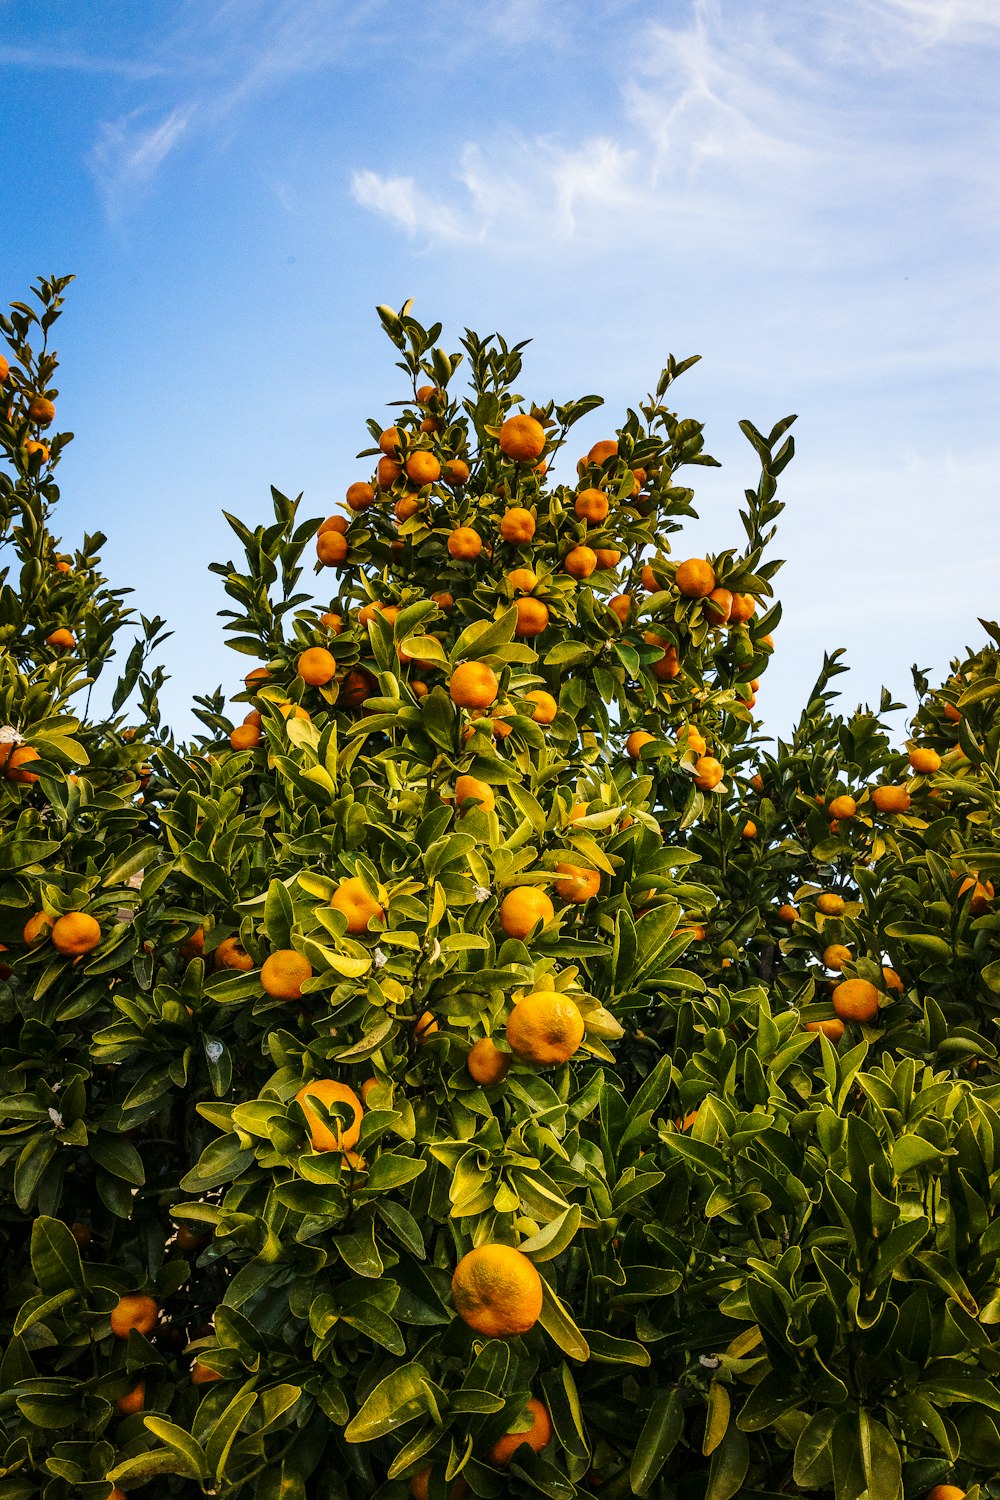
(630, 1389, 684, 1495)
(30, 1216, 86, 1294)
(344, 1363, 433, 1442)
(858, 1411, 902, 1500)
(142, 1417, 209, 1479)
(537, 1277, 589, 1361)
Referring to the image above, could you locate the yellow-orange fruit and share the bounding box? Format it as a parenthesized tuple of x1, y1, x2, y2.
(489, 1397, 553, 1468)
(296, 1078, 363, 1151)
(507, 990, 585, 1066)
(909, 747, 941, 773)
(449, 661, 498, 710)
(442, 458, 470, 487)
(455, 775, 495, 814)
(51, 912, 101, 957)
(525, 690, 557, 724)
(230, 723, 261, 751)
(553, 863, 600, 903)
(500, 507, 535, 543)
(297, 647, 337, 686)
(587, 439, 618, 466)
(515, 597, 549, 637)
(261, 949, 313, 1001)
(330, 877, 385, 933)
(467, 1038, 511, 1086)
(346, 481, 376, 511)
(575, 488, 608, 524)
(832, 979, 880, 1024)
(564, 546, 597, 579)
(214, 936, 254, 971)
(828, 795, 857, 820)
(816, 893, 845, 916)
(823, 943, 852, 971)
(626, 730, 655, 758)
(871, 785, 911, 815)
(499, 414, 546, 463)
(693, 756, 723, 791)
(806, 1017, 845, 1042)
(110, 1293, 159, 1339)
(703, 587, 733, 625)
(675, 558, 716, 598)
(317, 531, 349, 566)
(448, 527, 483, 561)
(498, 887, 554, 940)
(451, 1243, 543, 1337)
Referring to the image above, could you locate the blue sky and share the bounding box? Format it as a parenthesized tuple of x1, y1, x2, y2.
(2, 0, 998, 739)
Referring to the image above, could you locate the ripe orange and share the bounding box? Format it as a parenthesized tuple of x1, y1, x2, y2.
(339, 667, 378, 708)
(882, 967, 905, 992)
(410, 1470, 469, 1500)
(703, 587, 733, 625)
(909, 747, 941, 773)
(51, 912, 101, 957)
(24, 912, 52, 944)
(448, 527, 483, 561)
(675, 559, 715, 598)
(320, 612, 344, 634)
(4, 745, 41, 783)
(499, 414, 546, 463)
(451, 1243, 543, 1337)
(564, 546, 597, 579)
(467, 1038, 511, 1085)
(449, 661, 499, 710)
(640, 563, 662, 592)
(871, 785, 911, 815)
(676, 725, 707, 756)
(728, 593, 756, 624)
(24, 439, 50, 463)
(525, 690, 557, 723)
(191, 1361, 221, 1385)
(319, 514, 349, 536)
(693, 756, 723, 791)
(110, 1293, 159, 1339)
(593, 548, 620, 570)
(515, 597, 549, 638)
(650, 641, 679, 681)
(553, 863, 600, 903)
(180, 927, 206, 961)
(832, 979, 880, 1024)
(261, 949, 313, 1001)
(116, 1379, 146, 1416)
(489, 1396, 553, 1468)
(958, 876, 994, 914)
(431, 590, 454, 612)
(279, 702, 310, 721)
(414, 1010, 439, 1045)
(0, 353, 8, 381)
(455, 775, 496, 815)
(230, 723, 261, 751)
(507, 990, 585, 1066)
(778, 904, 798, 924)
(823, 943, 852, 971)
(406, 451, 441, 487)
(500, 507, 535, 543)
(924, 1486, 964, 1500)
(805, 1017, 845, 1042)
(507, 567, 538, 594)
(346, 481, 376, 511)
(498, 886, 554, 940)
(28, 394, 55, 426)
(816, 893, 845, 917)
(442, 458, 471, 487)
(317, 531, 349, 566)
(608, 594, 633, 624)
(575, 488, 608, 524)
(587, 439, 618, 466)
(741, 820, 757, 839)
(378, 426, 402, 457)
(297, 647, 337, 686)
(245, 667, 271, 688)
(296, 1078, 363, 1151)
(330, 877, 385, 933)
(943, 703, 961, 724)
(214, 936, 254, 971)
(828, 795, 857, 820)
(626, 730, 655, 759)
(45, 628, 75, 649)
(376, 456, 402, 489)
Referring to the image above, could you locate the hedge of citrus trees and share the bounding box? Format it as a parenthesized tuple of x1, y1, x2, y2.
(1, 276, 999, 1500)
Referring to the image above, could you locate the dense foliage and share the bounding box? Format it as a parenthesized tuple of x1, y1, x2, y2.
(1, 277, 998, 1500)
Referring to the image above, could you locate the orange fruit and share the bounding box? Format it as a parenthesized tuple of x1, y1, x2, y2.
(319, 514, 349, 536)
(806, 1017, 845, 1042)
(317, 531, 349, 566)
(378, 426, 402, 457)
(467, 1038, 511, 1086)
(925, 1486, 964, 1500)
(499, 887, 554, 940)
(640, 563, 662, 592)
(728, 593, 756, 624)
(451, 1243, 543, 1337)
(507, 567, 538, 594)
(507, 990, 585, 1066)
(675, 558, 716, 598)
(296, 1078, 363, 1151)
(51, 912, 101, 957)
(943, 703, 961, 723)
(816, 893, 845, 917)
(449, 661, 498, 710)
(448, 527, 482, 561)
(608, 594, 633, 624)
(564, 546, 597, 579)
(297, 647, 337, 686)
(587, 439, 618, 466)
(376, 456, 402, 489)
(871, 785, 911, 814)
(110, 1293, 159, 1339)
(116, 1380, 146, 1416)
(279, 702, 310, 721)
(191, 1361, 221, 1385)
(330, 877, 385, 933)
(626, 730, 655, 759)
(28, 394, 55, 426)
(553, 863, 600, 903)
(909, 747, 941, 773)
(499, 414, 546, 463)
(828, 795, 857, 820)
(525, 690, 557, 724)
(489, 1396, 553, 1468)
(882, 967, 904, 992)
(741, 820, 757, 839)
(230, 723, 261, 751)
(515, 597, 549, 637)
(442, 458, 470, 487)
(0, 353, 7, 381)
(431, 590, 454, 611)
(958, 876, 994, 914)
(24, 439, 50, 462)
(823, 943, 852, 971)
(415, 1010, 439, 1045)
(410, 1470, 469, 1500)
(45, 627, 75, 649)
(261, 949, 313, 1001)
(339, 667, 378, 708)
(575, 488, 608, 524)
(693, 756, 723, 791)
(455, 775, 496, 815)
(320, 612, 344, 634)
(394, 494, 421, 522)
(500, 507, 535, 543)
(406, 451, 441, 487)
(245, 667, 271, 688)
(23, 912, 52, 944)
(214, 936, 254, 972)
(346, 481, 376, 511)
(593, 548, 620, 570)
(703, 587, 733, 625)
(647, 638, 679, 681)
(832, 978, 880, 1024)
(778, 904, 798, 925)
(175, 1224, 207, 1251)
(676, 725, 706, 756)
(4, 745, 41, 783)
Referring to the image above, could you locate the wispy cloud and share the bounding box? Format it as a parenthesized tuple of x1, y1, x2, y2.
(0, 45, 165, 77)
(89, 105, 198, 216)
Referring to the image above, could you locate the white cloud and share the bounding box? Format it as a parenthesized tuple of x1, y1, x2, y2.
(89, 105, 197, 215)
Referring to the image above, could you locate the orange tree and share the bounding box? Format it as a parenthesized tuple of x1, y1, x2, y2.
(1, 279, 999, 1500)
